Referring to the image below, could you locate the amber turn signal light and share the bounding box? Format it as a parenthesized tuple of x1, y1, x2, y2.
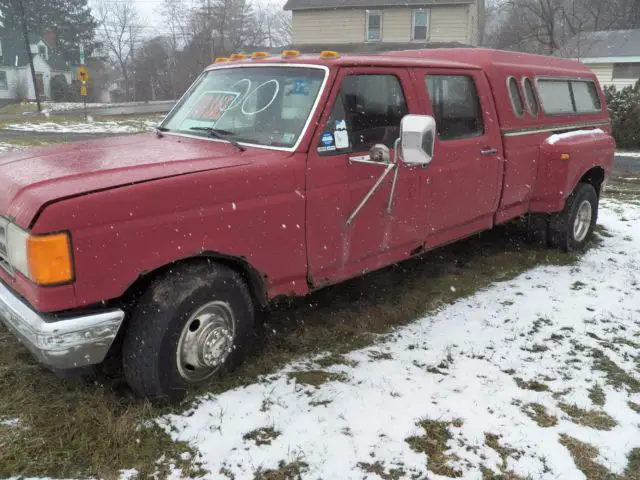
(27, 233, 74, 285)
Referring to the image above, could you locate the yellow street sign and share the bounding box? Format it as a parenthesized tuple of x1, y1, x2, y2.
(80, 85, 88, 97)
(77, 65, 89, 82)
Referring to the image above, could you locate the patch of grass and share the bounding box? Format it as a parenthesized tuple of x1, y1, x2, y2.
(592, 349, 640, 393)
(0, 137, 62, 148)
(521, 344, 549, 353)
(243, 427, 281, 446)
(254, 460, 309, 480)
(308, 399, 332, 407)
(287, 370, 346, 387)
(612, 338, 640, 349)
(626, 449, 640, 480)
(628, 401, 640, 414)
(0, 331, 201, 479)
(357, 461, 407, 480)
(522, 403, 558, 427)
(559, 403, 617, 430)
(559, 434, 618, 480)
(484, 433, 526, 479)
(406, 419, 462, 478)
(588, 384, 607, 407)
(314, 353, 357, 369)
(514, 378, 550, 392)
(369, 350, 393, 361)
(572, 281, 587, 290)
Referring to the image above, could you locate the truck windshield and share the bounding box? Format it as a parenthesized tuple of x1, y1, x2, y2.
(160, 66, 326, 149)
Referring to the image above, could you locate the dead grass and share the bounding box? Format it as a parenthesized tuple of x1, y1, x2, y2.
(0, 203, 605, 477)
(559, 403, 617, 430)
(628, 401, 640, 414)
(514, 378, 550, 392)
(314, 353, 357, 368)
(559, 435, 617, 480)
(357, 461, 408, 479)
(243, 427, 281, 446)
(588, 384, 607, 406)
(287, 370, 346, 387)
(592, 349, 640, 393)
(522, 403, 558, 427)
(253, 460, 309, 480)
(484, 433, 526, 479)
(406, 419, 462, 478)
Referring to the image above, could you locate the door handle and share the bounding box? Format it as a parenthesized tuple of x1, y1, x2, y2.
(481, 148, 498, 155)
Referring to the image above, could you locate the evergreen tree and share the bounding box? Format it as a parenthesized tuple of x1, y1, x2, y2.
(1, 0, 97, 63)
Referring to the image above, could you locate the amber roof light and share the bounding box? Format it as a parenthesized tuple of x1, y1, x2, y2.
(230, 53, 248, 61)
(319, 50, 341, 59)
(252, 52, 270, 59)
(281, 50, 301, 58)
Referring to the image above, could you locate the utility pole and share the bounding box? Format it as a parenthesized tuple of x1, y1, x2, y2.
(16, 0, 41, 112)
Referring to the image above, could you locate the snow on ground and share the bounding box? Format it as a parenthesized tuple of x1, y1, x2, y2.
(160, 199, 640, 479)
(617, 151, 640, 158)
(0, 142, 25, 154)
(5, 118, 159, 134)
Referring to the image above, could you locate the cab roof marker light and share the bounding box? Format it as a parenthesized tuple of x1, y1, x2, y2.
(320, 50, 340, 59)
(252, 51, 270, 59)
(230, 53, 247, 61)
(215, 57, 230, 63)
(281, 50, 301, 58)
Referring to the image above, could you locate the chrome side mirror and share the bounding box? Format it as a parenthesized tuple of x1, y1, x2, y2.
(369, 144, 391, 164)
(399, 114, 436, 165)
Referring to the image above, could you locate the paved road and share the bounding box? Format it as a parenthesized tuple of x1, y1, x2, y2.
(1, 129, 638, 175)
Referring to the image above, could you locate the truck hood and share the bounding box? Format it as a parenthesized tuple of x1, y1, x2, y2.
(0, 133, 269, 227)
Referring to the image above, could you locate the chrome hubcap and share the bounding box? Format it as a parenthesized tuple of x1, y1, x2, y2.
(573, 200, 592, 242)
(176, 301, 235, 383)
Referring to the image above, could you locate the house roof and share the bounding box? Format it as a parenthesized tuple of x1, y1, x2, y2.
(556, 29, 640, 61)
(0, 29, 72, 71)
(283, 0, 473, 11)
(267, 41, 472, 54)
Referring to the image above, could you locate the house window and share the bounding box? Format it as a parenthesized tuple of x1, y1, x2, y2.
(425, 75, 484, 141)
(38, 45, 47, 58)
(612, 63, 640, 80)
(412, 9, 429, 41)
(366, 10, 382, 42)
(0, 71, 7, 90)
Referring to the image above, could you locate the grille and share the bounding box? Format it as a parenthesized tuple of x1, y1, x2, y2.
(0, 218, 12, 274)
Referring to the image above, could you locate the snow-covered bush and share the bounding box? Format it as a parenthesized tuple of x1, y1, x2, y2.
(603, 80, 640, 150)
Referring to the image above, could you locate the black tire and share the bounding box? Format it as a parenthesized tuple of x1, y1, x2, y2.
(549, 183, 598, 252)
(122, 261, 254, 402)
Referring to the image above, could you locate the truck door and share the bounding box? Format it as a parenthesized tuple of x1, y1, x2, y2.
(306, 67, 425, 287)
(412, 69, 504, 245)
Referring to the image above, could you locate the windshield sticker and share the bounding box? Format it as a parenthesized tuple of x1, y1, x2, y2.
(188, 90, 240, 123)
(321, 132, 334, 147)
(282, 132, 296, 144)
(334, 119, 349, 149)
(290, 79, 310, 95)
(335, 119, 347, 130)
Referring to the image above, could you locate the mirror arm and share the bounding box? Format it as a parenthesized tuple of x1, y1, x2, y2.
(387, 164, 400, 213)
(346, 162, 396, 225)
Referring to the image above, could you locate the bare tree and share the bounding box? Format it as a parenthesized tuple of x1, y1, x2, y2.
(96, 0, 141, 100)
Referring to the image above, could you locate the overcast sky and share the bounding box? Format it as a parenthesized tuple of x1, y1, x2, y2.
(89, 0, 287, 40)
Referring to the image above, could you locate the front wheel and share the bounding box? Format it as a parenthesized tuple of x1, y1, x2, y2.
(122, 262, 254, 402)
(549, 183, 599, 252)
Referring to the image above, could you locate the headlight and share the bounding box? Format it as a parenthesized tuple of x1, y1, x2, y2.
(7, 223, 74, 285)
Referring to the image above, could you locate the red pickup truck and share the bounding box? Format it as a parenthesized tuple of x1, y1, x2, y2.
(0, 48, 615, 401)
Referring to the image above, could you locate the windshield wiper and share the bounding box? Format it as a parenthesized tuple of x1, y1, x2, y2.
(189, 127, 246, 152)
(156, 126, 170, 137)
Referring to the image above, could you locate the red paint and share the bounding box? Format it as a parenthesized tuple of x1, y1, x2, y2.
(0, 49, 615, 313)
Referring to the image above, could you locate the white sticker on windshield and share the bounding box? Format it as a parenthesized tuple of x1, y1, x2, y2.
(334, 119, 349, 149)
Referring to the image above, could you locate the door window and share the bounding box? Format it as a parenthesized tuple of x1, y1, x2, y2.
(317, 74, 408, 154)
(425, 75, 484, 141)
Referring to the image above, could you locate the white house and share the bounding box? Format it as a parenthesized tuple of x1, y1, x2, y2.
(0, 32, 74, 104)
(283, 0, 484, 49)
(557, 29, 640, 90)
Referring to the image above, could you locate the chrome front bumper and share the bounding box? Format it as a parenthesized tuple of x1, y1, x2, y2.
(0, 281, 125, 369)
